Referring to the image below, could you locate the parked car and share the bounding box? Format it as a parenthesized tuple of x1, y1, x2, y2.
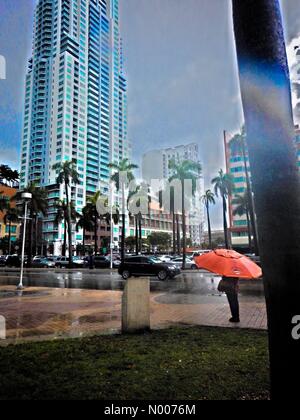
(93, 256, 111, 268)
(118, 256, 181, 281)
(55, 256, 70, 268)
(5, 255, 21, 268)
(33, 255, 43, 261)
(109, 256, 122, 268)
(73, 256, 88, 268)
(89, 255, 120, 269)
(172, 257, 198, 270)
(55, 256, 87, 268)
(112, 259, 121, 268)
(31, 258, 55, 268)
(46, 256, 60, 263)
(158, 255, 174, 262)
(187, 250, 211, 259)
(0, 256, 7, 267)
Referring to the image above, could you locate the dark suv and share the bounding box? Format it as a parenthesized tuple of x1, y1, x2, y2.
(118, 256, 181, 281)
(0, 256, 7, 267)
(5, 255, 21, 268)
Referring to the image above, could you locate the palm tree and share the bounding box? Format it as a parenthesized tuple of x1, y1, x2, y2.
(233, 0, 300, 398)
(76, 207, 94, 256)
(0, 165, 19, 187)
(159, 186, 177, 255)
(211, 169, 234, 249)
(15, 184, 48, 266)
(55, 200, 67, 256)
(85, 192, 101, 254)
(109, 159, 138, 263)
(229, 126, 259, 254)
(3, 206, 19, 255)
(128, 183, 151, 255)
(85, 191, 119, 255)
(86, 191, 105, 254)
(0, 165, 9, 185)
(169, 159, 202, 269)
(128, 188, 139, 255)
(232, 192, 251, 250)
(53, 161, 80, 266)
(55, 200, 80, 256)
(201, 190, 215, 250)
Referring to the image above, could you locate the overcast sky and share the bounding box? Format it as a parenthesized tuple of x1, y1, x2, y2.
(0, 0, 300, 229)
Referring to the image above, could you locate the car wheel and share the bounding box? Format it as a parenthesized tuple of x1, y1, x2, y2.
(122, 270, 131, 280)
(191, 265, 197, 270)
(158, 270, 168, 281)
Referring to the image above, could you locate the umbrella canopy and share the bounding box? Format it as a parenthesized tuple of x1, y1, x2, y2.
(194, 249, 262, 279)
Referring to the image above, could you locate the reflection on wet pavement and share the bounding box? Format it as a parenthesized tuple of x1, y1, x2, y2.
(0, 271, 267, 344)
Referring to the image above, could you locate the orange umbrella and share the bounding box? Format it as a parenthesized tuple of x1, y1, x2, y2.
(194, 249, 262, 279)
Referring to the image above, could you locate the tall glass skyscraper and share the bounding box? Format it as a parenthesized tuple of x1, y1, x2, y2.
(20, 0, 128, 250)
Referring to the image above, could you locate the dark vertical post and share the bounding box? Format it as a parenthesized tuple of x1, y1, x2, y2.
(232, 0, 300, 399)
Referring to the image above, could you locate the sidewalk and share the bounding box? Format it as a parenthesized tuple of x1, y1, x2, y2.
(0, 285, 267, 345)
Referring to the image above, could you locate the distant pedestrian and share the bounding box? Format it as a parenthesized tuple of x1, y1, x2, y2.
(218, 276, 240, 323)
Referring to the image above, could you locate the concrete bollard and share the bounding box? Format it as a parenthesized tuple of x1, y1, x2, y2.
(122, 277, 150, 333)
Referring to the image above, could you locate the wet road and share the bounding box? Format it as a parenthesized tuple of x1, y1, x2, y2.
(0, 268, 265, 299)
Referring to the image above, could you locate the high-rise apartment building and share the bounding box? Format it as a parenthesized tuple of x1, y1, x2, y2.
(226, 127, 300, 250)
(20, 0, 128, 251)
(142, 143, 204, 246)
(224, 134, 250, 249)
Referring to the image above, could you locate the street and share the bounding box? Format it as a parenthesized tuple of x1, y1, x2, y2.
(0, 267, 264, 297)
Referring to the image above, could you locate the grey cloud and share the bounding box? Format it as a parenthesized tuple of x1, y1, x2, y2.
(0, 146, 19, 169)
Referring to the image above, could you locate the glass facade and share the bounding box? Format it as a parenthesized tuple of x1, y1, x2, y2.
(20, 0, 128, 248)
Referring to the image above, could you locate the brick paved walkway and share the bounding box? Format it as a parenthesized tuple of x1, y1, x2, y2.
(0, 286, 267, 344)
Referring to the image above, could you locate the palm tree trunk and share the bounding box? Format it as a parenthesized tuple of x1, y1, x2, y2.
(135, 216, 139, 255)
(83, 227, 86, 256)
(172, 210, 176, 255)
(233, 0, 300, 399)
(65, 183, 73, 267)
(121, 183, 125, 263)
(8, 222, 11, 255)
(63, 221, 67, 257)
(27, 211, 33, 267)
(35, 216, 38, 256)
(182, 181, 186, 269)
(222, 196, 229, 249)
(94, 215, 98, 255)
(206, 204, 212, 249)
(139, 214, 142, 254)
(176, 214, 180, 255)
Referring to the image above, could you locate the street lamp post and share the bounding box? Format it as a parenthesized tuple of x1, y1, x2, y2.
(17, 192, 32, 290)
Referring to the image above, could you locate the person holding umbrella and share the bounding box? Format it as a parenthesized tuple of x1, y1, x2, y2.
(195, 249, 262, 324)
(218, 276, 240, 323)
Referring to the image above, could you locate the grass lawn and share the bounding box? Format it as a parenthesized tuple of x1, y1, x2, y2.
(0, 327, 270, 400)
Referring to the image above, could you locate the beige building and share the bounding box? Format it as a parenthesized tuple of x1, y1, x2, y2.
(142, 143, 204, 245)
(0, 184, 20, 252)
